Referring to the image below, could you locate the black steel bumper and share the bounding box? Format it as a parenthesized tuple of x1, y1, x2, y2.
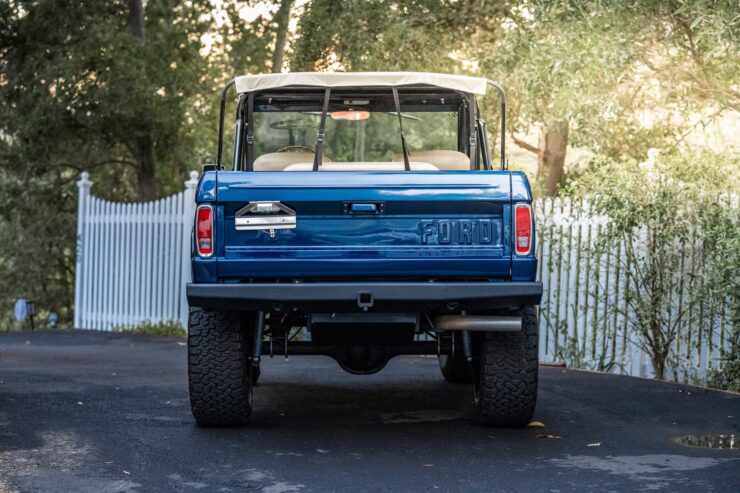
(187, 281, 543, 312)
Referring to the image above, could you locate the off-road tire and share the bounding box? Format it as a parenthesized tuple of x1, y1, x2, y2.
(439, 332, 472, 383)
(188, 307, 254, 426)
(473, 306, 538, 427)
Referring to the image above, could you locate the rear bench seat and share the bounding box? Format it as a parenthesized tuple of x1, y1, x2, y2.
(253, 150, 332, 171)
(283, 162, 439, 171)
(253, 149, 468, 171)
(392, 150, 470, 170)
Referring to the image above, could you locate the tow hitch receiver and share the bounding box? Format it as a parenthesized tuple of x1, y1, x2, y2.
(357, 291, 374, 310)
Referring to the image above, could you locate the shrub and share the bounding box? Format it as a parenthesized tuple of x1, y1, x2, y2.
(568, 150, 739, 380)
(707, 330, 740, 393)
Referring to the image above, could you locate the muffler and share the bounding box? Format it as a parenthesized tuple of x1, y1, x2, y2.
(433, 315, 522, 332)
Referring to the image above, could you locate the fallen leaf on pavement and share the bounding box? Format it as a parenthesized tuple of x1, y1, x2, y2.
(527, 421, 545, 428)
(537, 434, 561, 439)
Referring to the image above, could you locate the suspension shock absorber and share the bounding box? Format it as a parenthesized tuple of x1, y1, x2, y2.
(252, 311, 265, 366)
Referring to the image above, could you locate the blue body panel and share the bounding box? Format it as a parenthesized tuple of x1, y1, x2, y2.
(510, 171, 533, 202)
(192, 170, 538, 283)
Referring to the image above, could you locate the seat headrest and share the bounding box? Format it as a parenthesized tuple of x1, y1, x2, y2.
(392, 150, 470, 170)
(253, 151, 332, 171)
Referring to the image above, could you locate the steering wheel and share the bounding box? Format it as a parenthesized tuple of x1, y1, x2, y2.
(277, 145, 315, 153)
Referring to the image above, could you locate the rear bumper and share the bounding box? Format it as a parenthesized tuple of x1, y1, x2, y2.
(187, 281, 543, 312)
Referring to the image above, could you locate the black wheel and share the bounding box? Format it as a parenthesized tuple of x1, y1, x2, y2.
(439, 332, 472, 383)
(472, 306, 538, 427)
(188, 307, 254, 426)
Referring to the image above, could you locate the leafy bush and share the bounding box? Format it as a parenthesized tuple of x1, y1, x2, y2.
(568, 150, 739, 380)
(699, 197, 740, 390)
(707, 330, 740, 393)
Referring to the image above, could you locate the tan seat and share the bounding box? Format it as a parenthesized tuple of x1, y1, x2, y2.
(392, 150, 470, 170)
(253, 150, 332, 171)
(283, 162, 439, 172)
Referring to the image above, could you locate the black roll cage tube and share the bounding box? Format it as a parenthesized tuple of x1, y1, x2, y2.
(217, 79, 236, 168)
(486, 80, 506, 170)
(216, 78, 506, 170)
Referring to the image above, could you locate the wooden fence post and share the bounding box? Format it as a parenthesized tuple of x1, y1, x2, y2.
(74, 172, 93, 328)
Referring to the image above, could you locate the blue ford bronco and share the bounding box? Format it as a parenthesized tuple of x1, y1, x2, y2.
(187, 72, 542, 427)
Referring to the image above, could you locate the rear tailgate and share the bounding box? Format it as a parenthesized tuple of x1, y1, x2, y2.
(214, 171, 512, 280)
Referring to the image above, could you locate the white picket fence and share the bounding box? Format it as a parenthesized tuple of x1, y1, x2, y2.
(73, 172, 733, 382)
(73, 171, 199, 330)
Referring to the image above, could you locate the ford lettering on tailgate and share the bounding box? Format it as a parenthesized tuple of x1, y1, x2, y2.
(418, 219, 499, 245)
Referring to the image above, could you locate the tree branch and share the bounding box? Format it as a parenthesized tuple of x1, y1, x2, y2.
(128, 0, 145, 41)
(511, 133, 540, 154)
(271, 0, 294, 73)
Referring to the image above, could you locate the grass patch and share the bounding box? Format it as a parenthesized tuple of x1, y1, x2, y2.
(113, 320, 185, 337)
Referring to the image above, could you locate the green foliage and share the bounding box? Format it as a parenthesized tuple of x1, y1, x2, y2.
(480, 3, 641, 144)
(482, 0, 739, 162)
(0, 0, 279, 326)
(113, 319, 185, 337)
(569, 150, 739, 379)
(0, 0, 207, 326)
(707, 327, 740, 392)
(292, 0, 503, 73)
(699, 192, 740, 391)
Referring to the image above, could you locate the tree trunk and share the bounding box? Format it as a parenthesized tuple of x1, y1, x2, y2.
(127, 0, 145, 40)
(651, 353, 666, 381)
(127, 0, 156, 200)
(134, 135, 158, 201)
(271, 0, 294, 73)
(538, 120, 569, 197)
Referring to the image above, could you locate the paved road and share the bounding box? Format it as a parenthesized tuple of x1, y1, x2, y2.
(0, 331, 737, 492)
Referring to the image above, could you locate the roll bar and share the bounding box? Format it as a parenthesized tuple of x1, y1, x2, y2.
(216, 79, 236, 168)
(216, 78, 507, 170)
(486, 80, 506, 170)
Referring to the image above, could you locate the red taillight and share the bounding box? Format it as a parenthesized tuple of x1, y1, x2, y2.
(196, 205, 213, 257)
(515, 204, 532, 255)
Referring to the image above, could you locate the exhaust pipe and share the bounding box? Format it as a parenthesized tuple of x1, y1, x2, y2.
(434, 315, 522, 332)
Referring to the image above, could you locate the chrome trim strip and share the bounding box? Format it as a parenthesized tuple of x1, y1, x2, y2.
(235, 216, 296, 230)
(235, 201, 297, 231)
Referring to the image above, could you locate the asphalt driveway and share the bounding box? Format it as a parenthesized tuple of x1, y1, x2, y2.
(0, 330, 737, 492)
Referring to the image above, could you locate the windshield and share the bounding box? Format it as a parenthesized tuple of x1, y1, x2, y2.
(253, 110, 458, 162)
(232, 88, 481, 171)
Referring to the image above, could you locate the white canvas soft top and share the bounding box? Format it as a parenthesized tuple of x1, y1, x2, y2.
(234, 72, 488, 95)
